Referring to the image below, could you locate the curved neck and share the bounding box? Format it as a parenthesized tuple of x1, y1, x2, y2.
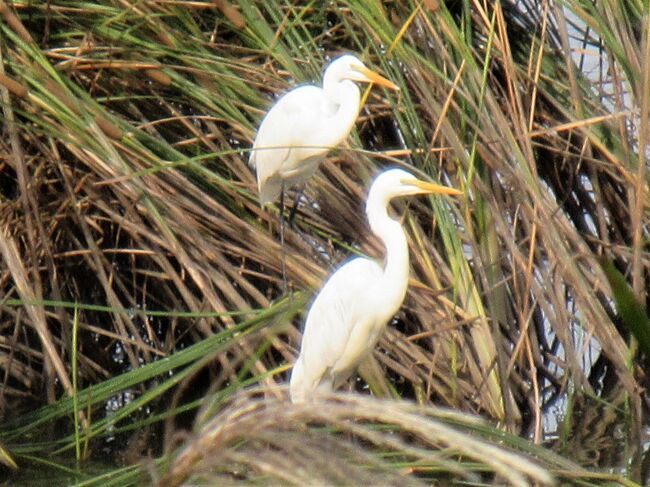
(320, 78, 361, 147)
(366, 198, 410, 300)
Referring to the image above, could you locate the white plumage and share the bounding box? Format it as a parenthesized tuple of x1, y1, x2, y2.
(249, 55, 398, 204)
(290, 168, 462, 403)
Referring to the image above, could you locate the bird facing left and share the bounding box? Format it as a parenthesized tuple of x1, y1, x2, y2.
(249, 55, 399, 205)
(289, 168, 462, 403)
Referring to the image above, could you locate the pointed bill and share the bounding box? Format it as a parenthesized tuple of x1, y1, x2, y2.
(402, 178, 463, 196)
(351, 65, 400, 91)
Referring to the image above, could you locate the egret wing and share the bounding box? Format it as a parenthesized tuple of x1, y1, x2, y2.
(250, 86, 330, 202)
(250, 86, 326, 172)
(295, 257, 383, 390)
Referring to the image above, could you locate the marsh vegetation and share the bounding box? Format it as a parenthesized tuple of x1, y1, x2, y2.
(0, 1, 648, 485)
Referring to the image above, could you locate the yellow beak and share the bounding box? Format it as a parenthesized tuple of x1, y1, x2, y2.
(351, 65, 400, 91)
(401, 178, 463, 196)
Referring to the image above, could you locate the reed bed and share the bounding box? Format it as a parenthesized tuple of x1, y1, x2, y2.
(0, 0, 647, 485)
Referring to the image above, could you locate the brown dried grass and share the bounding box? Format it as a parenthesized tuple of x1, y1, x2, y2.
(0, 1, 647, 481)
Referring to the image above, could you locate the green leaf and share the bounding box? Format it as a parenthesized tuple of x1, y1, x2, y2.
(599, 257, 650, 360)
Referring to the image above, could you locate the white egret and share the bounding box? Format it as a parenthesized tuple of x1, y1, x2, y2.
(289, 168, 462, 403)
(250, 54, 399, 205)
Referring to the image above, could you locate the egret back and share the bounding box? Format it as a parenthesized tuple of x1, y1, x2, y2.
(250, 86, 336, 204)
(290, 257, 387, 402)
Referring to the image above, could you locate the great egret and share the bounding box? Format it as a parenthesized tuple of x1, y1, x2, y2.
(250, 54, 399, 205)
(289, 168, 462, 403)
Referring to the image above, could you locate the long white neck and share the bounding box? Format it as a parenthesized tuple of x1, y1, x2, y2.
(320, 77, 361, 147)
(366, 195, 410, 303)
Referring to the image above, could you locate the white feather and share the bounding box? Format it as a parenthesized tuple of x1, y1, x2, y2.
(250, 55, 397, 204)
(289, 168, 464, 403)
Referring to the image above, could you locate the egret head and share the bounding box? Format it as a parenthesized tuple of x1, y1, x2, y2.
(367, 168, 463, 211)
(325, 55, 399, 91)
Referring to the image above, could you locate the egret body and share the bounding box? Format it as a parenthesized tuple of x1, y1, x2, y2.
(250, 55, 399, 204)
(289, 168, 462, 403)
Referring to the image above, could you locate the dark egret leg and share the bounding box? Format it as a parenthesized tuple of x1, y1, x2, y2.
(287, 186, 305, 228)
(278, 183, 288, 293)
